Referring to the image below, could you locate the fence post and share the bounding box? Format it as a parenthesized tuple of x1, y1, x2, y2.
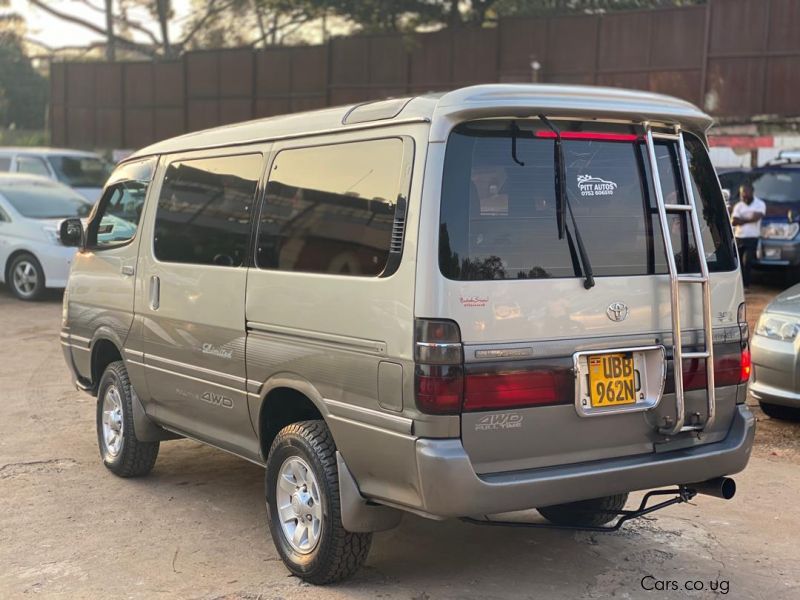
(699, 0, 713, 109)
(325, 38, 333, 107)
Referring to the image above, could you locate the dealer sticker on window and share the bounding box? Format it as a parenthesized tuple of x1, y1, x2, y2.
(578, 174, 618, 197)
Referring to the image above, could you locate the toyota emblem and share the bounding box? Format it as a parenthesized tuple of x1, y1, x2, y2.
(606, 302, 629, 322)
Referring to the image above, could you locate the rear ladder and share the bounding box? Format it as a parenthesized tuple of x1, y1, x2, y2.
(644, 123, 715, 435)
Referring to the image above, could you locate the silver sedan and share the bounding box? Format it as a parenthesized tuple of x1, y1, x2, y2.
(751, 285, 800, 420)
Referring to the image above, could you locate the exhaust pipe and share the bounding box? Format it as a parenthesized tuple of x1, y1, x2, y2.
(688, 477, 736, 500)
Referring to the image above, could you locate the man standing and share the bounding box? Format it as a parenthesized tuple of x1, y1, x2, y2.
(731, 183, 766, 290)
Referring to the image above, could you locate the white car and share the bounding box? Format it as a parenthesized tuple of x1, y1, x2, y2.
(0, 147, 112, 202)
(0, 175, 93, 300)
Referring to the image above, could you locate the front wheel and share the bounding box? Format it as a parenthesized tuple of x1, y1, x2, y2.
(265, 420, 371, 584)
(538, 493, 629, 527)
(96, 361, 159, 477)
(8, 253, 45, 301)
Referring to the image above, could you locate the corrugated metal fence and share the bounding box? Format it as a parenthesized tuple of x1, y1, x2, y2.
(50, 0, 800, 150)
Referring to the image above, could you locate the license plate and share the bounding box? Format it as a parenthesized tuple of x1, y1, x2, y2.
(588, 352, 636, 408)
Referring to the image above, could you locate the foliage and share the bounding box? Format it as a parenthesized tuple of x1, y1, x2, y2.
(492, 0, 706, 19)
(0, 11, 47, 128)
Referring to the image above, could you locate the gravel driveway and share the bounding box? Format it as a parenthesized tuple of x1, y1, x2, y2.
(1, 284, 799, 600)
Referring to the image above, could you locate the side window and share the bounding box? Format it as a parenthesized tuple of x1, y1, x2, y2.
(154, 154, 262, 267)
(0, 157, 11, 171)
(16, 156, 51, 178)
(0, 206, 9, 222)
(256, 138, 406, 277)
(86, 157, 157, 249)
(683, 134, 737, 272)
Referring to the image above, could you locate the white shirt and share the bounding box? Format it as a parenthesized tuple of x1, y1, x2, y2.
(732, 197, 766, 239)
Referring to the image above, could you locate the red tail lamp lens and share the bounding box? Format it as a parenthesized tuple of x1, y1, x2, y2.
(415, 364, 463, 415)
(740, 347, 751, 383)
(463, 369, 571, 412)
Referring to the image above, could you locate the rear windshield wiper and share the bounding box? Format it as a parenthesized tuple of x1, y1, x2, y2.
(538, 114, 595, 290)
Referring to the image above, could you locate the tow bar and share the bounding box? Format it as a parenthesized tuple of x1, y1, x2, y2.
(461, 480, 734, 533)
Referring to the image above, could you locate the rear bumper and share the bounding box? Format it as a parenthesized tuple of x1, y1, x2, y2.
(750, 380, 800, 408)
(412, 404, 755, 518)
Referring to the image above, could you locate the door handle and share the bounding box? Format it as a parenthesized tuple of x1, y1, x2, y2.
(149, 275, 160, 310)
(121, 265, 135, 276)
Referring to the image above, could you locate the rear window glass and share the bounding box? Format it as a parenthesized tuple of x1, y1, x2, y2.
(439, 120, 736, 281)
(49, 155, 112, 188)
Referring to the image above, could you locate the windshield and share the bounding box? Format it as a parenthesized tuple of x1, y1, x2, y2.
(439, 119, 736, 281)
(751, 170, 800, 204)
(48, 155, 112, 188)
(2, 181, 93, 219)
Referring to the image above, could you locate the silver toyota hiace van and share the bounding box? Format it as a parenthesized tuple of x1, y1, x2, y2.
(59, 85, 754, 584)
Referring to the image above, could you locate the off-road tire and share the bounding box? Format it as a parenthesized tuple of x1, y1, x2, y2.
(538, 493, 629, 527)
(265, 420, 372, 584)
(759, 401, 800, 421)
(96, 360, 159, 477)
(7, 252, 45, 301)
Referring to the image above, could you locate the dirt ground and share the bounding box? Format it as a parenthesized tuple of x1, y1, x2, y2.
(2, 280, 800, 600)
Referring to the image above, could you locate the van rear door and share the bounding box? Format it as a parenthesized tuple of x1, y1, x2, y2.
(419, 119, 744, 474)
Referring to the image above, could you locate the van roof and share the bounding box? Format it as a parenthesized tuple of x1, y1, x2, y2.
(130, 84, 714, 160)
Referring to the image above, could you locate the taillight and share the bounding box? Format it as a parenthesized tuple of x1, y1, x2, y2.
(740, 347, 751, 383)
(463, 369, 572, 412)
(414, 319, 463, 415)
(678, 346, 750, 391)
(738, 301, 751, 385)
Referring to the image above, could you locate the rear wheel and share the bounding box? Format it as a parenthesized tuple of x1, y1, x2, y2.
(759, 401, 800, 421)
(265, 420, 371, 584)
(538, 493, 629, 528)
(8, 253, 45, 301)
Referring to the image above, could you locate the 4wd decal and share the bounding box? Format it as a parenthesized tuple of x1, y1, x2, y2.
(577, 174, 618, 197)
(475, 413, 524, 431)
(201, 391, 233, 409)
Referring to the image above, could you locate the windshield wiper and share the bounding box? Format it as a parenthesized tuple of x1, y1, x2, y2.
(538, 114, 595, 290)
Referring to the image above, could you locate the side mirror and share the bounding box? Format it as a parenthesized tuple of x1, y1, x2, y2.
(59, 218, 84, 248)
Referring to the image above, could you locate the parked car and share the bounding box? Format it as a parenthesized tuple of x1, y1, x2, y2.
(0, 147, 112, 202)
(0, 174, 92, 300)
(59, 85, 753, 584)
(750, 282, 800, 420)
(719, 151, 800, 273)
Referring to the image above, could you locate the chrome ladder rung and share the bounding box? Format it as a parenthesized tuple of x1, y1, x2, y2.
(652, 132, 682, 141)
(679, 424, 704, 433)
(682, 351, 710, 360)
(645, 123, 716, 436)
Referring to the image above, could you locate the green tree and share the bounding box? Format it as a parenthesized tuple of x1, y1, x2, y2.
(491, 0, 706, 19)
(0, 11, 47, 128)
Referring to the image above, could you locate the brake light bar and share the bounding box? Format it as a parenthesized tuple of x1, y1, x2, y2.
(463, 369, 572, 412)
(535, 131, 641, 142)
